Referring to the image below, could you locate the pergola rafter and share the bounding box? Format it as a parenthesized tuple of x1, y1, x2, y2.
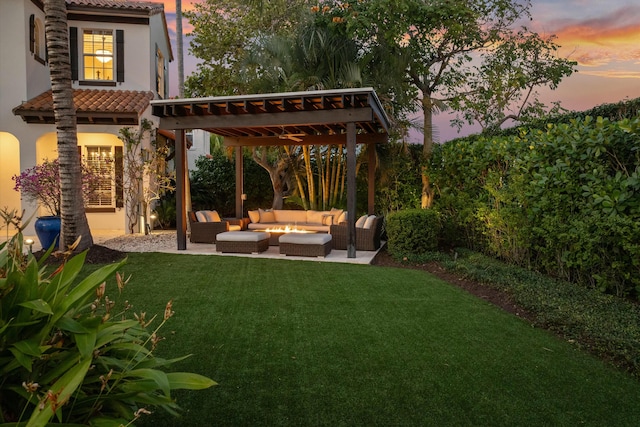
(151, 87, 390, 258)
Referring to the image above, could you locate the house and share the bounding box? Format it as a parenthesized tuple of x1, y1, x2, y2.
(0, 0, 174, 238)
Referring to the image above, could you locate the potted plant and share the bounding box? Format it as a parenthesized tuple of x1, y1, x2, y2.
(12, 159, 101, 249)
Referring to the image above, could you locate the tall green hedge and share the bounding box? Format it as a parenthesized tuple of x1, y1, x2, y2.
(386, 209, 441, 257)
(429, 116, 640, 298)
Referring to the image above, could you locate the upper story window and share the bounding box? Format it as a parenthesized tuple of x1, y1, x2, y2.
(83, 30, 114, 81)
(71, 27, 124, 85)
(29, 15, 46, 65)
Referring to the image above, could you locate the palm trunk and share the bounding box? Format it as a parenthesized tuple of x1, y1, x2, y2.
(44, 0, 93, 251)
(421, 95, 435, 209)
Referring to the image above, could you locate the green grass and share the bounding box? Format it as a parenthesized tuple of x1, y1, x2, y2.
(98, 253, 640, 426)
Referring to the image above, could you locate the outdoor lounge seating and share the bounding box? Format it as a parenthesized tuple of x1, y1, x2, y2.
(216, 231, 270, 253)
(279, 233, 332, 257)
(246, 208, 345, 233)
(188, 211, 243, 244)
(330, 215, 383, 251)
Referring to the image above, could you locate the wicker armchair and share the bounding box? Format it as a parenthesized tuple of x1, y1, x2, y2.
(330, 216, 383, 251)
(188, 211, 242, 243)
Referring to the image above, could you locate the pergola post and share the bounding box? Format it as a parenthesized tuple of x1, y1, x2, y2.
(175, 129, 187, 250)
(347, 122, 357, 258)
(368, 142, 375, 215)
(235, 146, 243, 218)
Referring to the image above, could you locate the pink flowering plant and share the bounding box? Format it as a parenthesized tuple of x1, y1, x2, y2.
(12, 158, 103, 217)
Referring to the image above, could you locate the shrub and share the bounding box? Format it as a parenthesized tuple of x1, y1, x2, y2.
(386, 209, 441, 258)
(0, 227, 216, 425)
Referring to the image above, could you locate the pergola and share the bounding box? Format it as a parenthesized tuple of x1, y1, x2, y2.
(151, 87, 390, 258)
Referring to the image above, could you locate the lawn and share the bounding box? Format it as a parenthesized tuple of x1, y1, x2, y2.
(104, 253, 640, 426)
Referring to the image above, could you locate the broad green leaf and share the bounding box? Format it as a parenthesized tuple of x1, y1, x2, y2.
(75, 331, 97, 359)
(166, 372, 218, 390)
(13, 339, 45, 357)
(95, 320, 140, 347)
(53, 260, 126, 324)
(56, 316, 91, 334)
(19, 299, 53, 315)
(126, 368, 170, 396)
(9, 346, 33, 372)
(26, 357, 91, 427)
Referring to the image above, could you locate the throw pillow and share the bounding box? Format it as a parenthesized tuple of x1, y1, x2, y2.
(336, 211, 347, 224)
(330, 208, 343, 224)
(259, 208, 276, 223)
(363, 215, 377, 229)
(355, 214, 368, 228)
(195, 211, 207, 222)
(203, 210, 221, 222)
(248, 210, 260, 223)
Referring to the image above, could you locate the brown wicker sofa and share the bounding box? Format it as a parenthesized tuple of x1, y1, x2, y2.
(188, 211, 243, 243)
(330, 215, 383, 251)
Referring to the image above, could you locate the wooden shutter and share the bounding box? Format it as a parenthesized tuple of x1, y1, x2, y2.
(115, 146, 124, 208)
(70, 27, 78, 81)
(116, 30, 124, 82)
(29, 15, 35, 53)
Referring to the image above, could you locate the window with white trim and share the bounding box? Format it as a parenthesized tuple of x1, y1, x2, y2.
(83, 30, 114, 81)
(86, 146, 115, 208)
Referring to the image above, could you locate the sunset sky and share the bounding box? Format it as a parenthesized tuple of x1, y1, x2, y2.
(160, 0, 640, 142)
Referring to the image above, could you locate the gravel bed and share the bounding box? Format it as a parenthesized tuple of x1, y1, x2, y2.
(100, 231, 176, 253)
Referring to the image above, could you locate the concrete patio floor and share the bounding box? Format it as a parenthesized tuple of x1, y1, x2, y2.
(9, 230, 383, 265)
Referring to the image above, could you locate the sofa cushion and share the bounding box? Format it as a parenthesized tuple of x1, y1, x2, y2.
(306, 210, 327, 225)
(196, 210, 221, 222)
(204, 210, 221, 222)
(355, 214, 368, 228)
(363, 215, 377, 230)
(248, 210, 260, 223)
(336, 211, 347, 224)
(259, 208, 276, 223)
(330, 208, 343, 224)
(273, 209, 307, 223)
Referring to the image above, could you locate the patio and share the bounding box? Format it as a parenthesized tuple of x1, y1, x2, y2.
(90, 230, 382, 265)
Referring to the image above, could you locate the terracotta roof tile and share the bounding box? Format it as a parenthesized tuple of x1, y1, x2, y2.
(13, 89, 155, 125)
(66, 0, 164, 14)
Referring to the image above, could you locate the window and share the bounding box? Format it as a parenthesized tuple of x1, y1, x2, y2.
(86, 146, 114, 208)
(83, 30, 114, 81)
(29, 15, 46, 64)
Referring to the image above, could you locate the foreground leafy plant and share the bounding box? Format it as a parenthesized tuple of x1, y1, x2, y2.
(0, 226, 216, 426)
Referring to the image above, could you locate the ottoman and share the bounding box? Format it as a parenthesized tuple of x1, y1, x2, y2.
(279, 233, 332, 257)
(216, 231, 270, 254)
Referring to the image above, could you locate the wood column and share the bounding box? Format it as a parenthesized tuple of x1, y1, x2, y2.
(368, 142, 375, 214)
(346, 122, 357, 258)
(175, 129, 187, 250)
(235, 146, 243, 218)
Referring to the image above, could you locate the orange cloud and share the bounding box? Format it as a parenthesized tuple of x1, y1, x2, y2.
(548, 5, 640, 67)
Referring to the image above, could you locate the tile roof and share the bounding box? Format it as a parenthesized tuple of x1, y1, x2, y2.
(13, 89, 155, 125)
(66, 0, 164, 14)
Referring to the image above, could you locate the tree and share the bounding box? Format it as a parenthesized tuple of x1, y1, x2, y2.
(317, 0, 576, 207)
(449, 30, 575, 134)
(119, 120, 175, 234)
(43, 0, 93, 250)
(183, 0, 309, 97)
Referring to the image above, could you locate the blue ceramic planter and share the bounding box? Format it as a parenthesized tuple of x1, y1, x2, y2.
(34, 216, 61, 250)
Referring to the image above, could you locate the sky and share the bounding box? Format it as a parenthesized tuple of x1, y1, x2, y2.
(159, 0, 640, 143)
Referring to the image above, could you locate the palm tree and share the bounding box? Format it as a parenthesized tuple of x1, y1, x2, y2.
(43, 0, 93, 251)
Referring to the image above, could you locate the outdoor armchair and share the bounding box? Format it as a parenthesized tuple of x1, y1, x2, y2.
(188, 211, 243, 243)
(330, 215, 383, 251)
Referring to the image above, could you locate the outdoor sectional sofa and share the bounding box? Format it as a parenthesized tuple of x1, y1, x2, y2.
(246, 208, 346, 233)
